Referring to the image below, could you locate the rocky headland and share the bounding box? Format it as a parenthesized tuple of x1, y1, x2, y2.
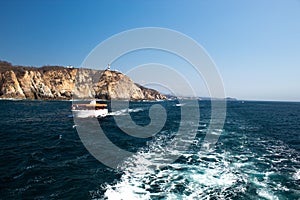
(0, 61, 166, 100)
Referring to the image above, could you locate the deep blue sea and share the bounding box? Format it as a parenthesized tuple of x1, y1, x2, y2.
(0, 100, 299, 199)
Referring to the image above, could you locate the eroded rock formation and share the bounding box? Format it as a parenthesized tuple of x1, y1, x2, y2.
(0, 61, 166, 100)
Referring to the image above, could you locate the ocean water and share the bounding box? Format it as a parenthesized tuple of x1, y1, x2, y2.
(0, 100, 299, 199)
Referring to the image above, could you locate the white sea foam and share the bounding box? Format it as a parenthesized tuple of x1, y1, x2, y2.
(105, 175, 151, 200)
(103, 136, 248, 199)
(108, 108, 144, 116)
(257, 189, 279, 200)
(0, 97, 24, 101)
(100, 122, 300, 200)
(175, 103, 185, 107)
(293, 169, 300, 180)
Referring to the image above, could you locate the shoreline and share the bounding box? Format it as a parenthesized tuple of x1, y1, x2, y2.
(0, 98, 172, 102)
(1, 97, 299, 103)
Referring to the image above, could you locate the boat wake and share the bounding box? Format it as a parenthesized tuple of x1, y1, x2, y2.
(94, 124, 300, 200)
(102, 133, 248, 200)
(108, 108, 144, 116)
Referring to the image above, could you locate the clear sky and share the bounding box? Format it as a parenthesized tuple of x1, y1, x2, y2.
(0, 0, 299, 101)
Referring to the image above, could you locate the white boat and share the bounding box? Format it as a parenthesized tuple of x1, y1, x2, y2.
(72, 100, 108, 118)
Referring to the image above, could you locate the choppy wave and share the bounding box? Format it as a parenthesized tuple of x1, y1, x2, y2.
(100, 122, 300, 199)
(1, 100, 300, 199)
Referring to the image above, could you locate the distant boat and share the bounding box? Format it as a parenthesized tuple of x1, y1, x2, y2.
(71, 100, 108, 118)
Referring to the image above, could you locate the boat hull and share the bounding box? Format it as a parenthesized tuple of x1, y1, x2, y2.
(72, 109, 108, 118)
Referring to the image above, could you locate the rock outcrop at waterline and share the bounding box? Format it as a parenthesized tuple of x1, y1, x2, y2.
(0, 61, 166, 100)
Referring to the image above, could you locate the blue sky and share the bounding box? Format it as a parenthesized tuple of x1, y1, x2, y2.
(0, 0, 299, 101)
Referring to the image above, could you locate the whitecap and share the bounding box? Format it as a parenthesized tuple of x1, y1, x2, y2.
(257, 189, 279, 200)
(293, 169, 300, 180)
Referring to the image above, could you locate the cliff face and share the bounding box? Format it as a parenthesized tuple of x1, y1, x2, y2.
(0, 62, 166, 100)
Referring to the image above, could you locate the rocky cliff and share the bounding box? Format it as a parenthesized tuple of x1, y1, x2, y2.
(0, 61, 166, 100)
